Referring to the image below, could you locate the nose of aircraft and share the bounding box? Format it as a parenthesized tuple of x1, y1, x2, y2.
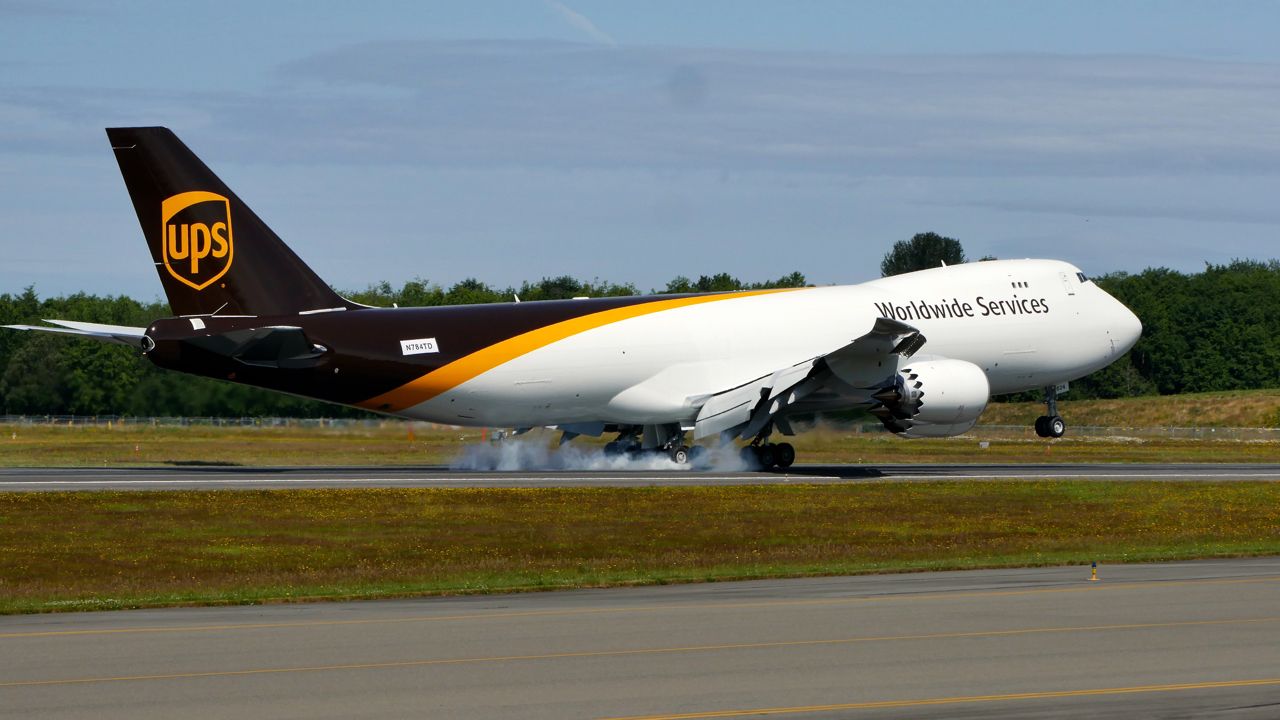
(1110, 295, 1143, 355)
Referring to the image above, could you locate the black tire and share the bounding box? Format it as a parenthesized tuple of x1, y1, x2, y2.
(604, 441, 622, 457)
(775, 442, 796, 468)
(670, 446, 690, 464)
(740, 446, 757, 468)
(1034, 416, 1048, 438)
(756, 444, 778, 470)
(1048, 415, 1066, 438)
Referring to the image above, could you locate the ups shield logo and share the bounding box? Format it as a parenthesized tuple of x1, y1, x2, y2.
(161, 191, 234, 291)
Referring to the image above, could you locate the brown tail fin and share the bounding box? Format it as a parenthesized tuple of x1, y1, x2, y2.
(106, 127, 353, 317)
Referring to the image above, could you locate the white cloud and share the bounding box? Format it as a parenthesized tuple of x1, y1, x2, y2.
(4, 41, 1280, 293)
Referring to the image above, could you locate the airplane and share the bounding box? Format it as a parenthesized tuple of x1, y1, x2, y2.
(5, 127, 1142, 469)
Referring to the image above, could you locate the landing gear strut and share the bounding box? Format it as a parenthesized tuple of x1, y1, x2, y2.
(605, 425, 702, 466)
(741, 422, 796, 470)
(1035, 386, 1067, 438)
(603, 427, 641, 457)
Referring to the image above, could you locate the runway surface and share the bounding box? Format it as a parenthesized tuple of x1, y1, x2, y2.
(2, 558, 1279, 719)
(2, 463, 1280, 490)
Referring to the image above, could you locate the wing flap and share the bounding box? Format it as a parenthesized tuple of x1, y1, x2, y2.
(691, 315, 927, 440)
(692, 375, 773, 439)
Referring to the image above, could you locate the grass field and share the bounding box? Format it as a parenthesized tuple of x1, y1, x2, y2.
(2, 482, 1278, 614)
(3, 392, 1278, 614)
(980, 388, 1280, 428)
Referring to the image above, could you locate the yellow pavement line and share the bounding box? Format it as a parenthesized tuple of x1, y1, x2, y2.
(600, 678, 1280, 719)
(1, 616, 1276, 689)
(5, 574, 1277, 640)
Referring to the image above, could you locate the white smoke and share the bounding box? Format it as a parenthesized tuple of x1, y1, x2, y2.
(449, 435, 750, 472)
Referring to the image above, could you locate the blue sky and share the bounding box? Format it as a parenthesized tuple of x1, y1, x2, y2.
(3, 1, 1280, 299)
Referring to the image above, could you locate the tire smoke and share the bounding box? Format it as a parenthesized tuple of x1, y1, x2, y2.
(449, 436, 750, 472)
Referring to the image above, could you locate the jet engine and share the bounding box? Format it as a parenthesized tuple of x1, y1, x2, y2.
(868, 358, 990, 437)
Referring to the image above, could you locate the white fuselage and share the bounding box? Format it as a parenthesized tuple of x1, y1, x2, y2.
(395, 259, 1141, 428)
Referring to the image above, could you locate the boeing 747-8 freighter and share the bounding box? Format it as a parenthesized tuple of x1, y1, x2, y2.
(6, 128, 1142, 468)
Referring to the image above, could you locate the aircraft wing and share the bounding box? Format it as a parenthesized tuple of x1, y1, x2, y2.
(690, 317, 925, 440)
(2, 319, 148, 347)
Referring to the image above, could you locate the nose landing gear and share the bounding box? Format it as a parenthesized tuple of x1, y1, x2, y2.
(1034, 385, 1067, 438)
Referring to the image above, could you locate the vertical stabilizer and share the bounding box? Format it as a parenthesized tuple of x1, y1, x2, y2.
(106, 127, 353, 317)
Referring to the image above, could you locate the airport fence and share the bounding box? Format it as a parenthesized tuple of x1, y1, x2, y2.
(0, 416, 1278, 441)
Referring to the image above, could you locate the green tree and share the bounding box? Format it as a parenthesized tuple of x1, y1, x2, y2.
(880, 232, 966, 277)
(663, 271, 806, 294)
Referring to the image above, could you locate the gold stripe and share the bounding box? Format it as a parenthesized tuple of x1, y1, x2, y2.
(601, 678, 1280, 719)
(358, 289, 796, 412)
(2, 616, 1274, 688)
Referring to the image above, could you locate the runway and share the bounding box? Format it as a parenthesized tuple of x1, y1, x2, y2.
(2, 463, 1280, 490)
(2, 558, 1279, 719)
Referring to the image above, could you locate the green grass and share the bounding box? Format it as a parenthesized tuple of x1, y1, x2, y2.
(980, 388, 1280, 428)
(2, 483, 1278, 614)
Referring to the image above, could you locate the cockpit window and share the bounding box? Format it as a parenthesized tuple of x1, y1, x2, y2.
(1076, 272, 1089, 283)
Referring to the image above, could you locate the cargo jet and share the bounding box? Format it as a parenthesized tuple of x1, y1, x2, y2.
(6, 128, 1142, 468)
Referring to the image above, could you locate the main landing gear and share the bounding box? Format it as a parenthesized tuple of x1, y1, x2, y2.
(604, 425, 705, 465)
(740, 422, 796, 471)
(1034, 385, 1067, 438)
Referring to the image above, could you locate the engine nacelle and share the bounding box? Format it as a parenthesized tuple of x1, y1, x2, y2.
(896, 421, 982, 439)
(869, 358, 989, 437)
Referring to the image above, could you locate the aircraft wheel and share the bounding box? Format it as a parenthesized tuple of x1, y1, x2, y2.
(670, 445, 690, 465)
(756, 444, 778, 470)
(775, 442, 796, 469)
(1048, 415, 1066, 438)
(1033, 416, 1048, 438)
(740, 446, 758, 468)
(604, 441, 623, 457)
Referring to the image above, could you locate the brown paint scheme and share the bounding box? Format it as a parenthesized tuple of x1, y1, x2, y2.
(144, 294, 705, 411)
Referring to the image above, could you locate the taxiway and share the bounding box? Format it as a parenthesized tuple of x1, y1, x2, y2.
(2, 558, 1278, 719)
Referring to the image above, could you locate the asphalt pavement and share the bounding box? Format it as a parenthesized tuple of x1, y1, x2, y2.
(3, 558, 1279, 719)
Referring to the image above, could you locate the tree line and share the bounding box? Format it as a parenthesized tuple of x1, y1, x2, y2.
(3, 256, 1280, 419)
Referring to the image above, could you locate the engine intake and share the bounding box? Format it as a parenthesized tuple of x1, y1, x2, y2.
(869, 358, 990, 437)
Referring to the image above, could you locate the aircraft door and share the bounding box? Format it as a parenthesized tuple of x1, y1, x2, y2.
(1058, 271, 1076, 296)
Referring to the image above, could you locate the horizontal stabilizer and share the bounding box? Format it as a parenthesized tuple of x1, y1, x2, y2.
(2, 320, 147, 347)
(183, 326, 328, 369)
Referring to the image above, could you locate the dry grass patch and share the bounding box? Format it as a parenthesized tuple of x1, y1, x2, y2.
(979, 389, 1280, 428)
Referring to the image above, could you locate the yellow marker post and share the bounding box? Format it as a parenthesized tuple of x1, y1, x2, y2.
(1091, 561, 1098, 582)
